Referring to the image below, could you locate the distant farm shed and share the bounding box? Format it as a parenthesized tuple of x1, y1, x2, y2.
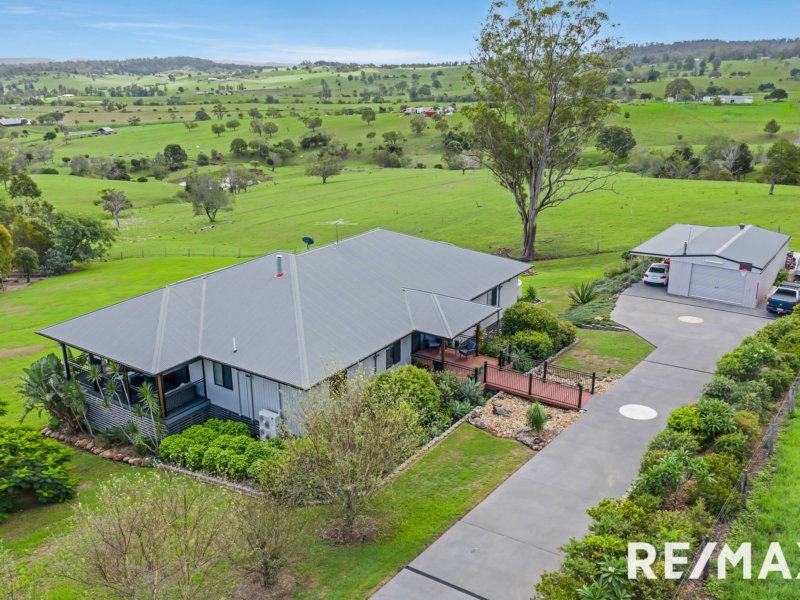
(702, 95, 753, 104)
(96, 127, 116, 135)
(630, 224, 789, 308)
(0, 117, 28, 127)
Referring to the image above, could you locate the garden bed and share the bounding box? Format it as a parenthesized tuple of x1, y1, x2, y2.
(468, 392, 581, 450)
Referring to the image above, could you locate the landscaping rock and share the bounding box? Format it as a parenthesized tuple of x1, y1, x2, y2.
(100, 450, 114, 459)
(113, 453, 124, 462)
(475, 393, 582, 447)
(492, 405, 511, 417)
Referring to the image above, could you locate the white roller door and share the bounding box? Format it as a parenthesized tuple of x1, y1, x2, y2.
(688, 264, 745, 305)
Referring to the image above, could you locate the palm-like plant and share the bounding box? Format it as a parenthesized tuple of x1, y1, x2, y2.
(568, 282, 598, 306)
(19, 353, 92, 434)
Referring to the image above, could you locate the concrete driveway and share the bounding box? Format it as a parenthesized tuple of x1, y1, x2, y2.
(373, 285, 770, 600)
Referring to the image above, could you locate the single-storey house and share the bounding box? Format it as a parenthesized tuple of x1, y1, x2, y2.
(95, 127, 115, 135)
(38, 229, 527, 438)
(630, 224, 789, 307)
(702, 95, 754, 104)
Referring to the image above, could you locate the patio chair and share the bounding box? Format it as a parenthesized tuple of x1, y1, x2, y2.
(427, 336, 441, 349)
(458, 341, 477, 359)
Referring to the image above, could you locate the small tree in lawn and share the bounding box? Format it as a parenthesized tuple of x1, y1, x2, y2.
(764, 119, 781, 135)
(305, 153, 343, 183)
(211, 123, 226, 137)
(228, 493, 306, 589)
(9, 172, 42, 207)
(596, 125, 636, 160)
(286, 374, 422, 542)
(526, 402, 549, 438)
(410, 114, 426, 135)
(57, 472, 234, 599)
(181, 171, 233, 222)
(763, 139, 800, 194)
(264, 121, 278, 138)
(305, 116, 323, 130)
(0, 224, 11, 290)
(95, 188, 131, 229)
(163, 144, 187, 169)
(226, 119, 240, 131)
(184, 120, 199, 132)
(361, 107, 376, 126)
(13, 246, 38, 282)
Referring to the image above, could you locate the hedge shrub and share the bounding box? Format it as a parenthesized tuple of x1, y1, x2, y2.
(368, 365, 441, 427)
(158, 420, 285, 481)
(501, 302, 576, 350)
(0, 426, 77, 521)
(510, 330, 553, 360)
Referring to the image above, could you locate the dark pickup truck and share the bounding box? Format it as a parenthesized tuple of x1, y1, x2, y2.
(767, 282, 800, 315)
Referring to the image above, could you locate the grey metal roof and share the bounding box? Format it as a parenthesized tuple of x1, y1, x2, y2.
(39, 229, 528, 389)
(403, 289, 499, 340)
(630, 224, 790, 270)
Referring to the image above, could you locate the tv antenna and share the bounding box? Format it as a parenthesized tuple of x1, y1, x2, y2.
(316, 219, 357, 245)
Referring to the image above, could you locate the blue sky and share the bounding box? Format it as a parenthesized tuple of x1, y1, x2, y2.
(0, 0, 798, 63)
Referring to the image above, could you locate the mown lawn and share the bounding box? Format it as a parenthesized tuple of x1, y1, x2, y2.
(553, 328, 653, 376)
(711, 414, 800, 599)
(295, 424, 531, 598)
(0, 451, 136, 556)
(3, 425, 530, 599)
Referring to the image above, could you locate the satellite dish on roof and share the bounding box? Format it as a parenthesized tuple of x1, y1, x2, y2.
(302, 236, 314, 250)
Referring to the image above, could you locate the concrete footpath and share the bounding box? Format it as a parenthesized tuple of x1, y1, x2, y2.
(374, 287, 771, 600)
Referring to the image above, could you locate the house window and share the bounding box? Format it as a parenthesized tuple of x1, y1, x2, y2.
(490, 286, 499, 306)
(212, 362, 233, 389)
(385, 340, 402, 368)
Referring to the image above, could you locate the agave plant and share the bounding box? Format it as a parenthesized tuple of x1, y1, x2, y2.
(449, 399, 474, 420)
(568, 282, 598, 306)
(459, 378, 485, 406)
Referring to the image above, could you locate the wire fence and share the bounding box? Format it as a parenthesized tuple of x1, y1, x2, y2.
(99, 247, 265, 261)
(670, 380, 798, 598)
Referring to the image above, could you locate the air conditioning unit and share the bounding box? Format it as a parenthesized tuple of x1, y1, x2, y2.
(258, 409, 280, 440)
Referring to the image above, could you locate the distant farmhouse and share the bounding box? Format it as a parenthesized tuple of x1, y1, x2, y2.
(0, 117, 30, 127)
(403, 106, 456, 117)
(702, 95, 754, 104)
(96, 127, 116, 135)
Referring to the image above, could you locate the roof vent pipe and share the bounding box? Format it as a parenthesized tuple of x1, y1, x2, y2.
(739, 223, 745, 230)
(233, 337, 237, 353)
(275, 254, 284, 278)
(683, 241, 688, 255)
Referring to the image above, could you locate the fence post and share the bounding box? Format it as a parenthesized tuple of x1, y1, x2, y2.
(473, 367, 479, 382)
(769, 423, 776, 457)
(498, 350, 504, 369)
(188, 248, 191, 257)
(483, 361, 488, 384)
(578, 384, 583, 410)
(141, 248, 144, 258)
(164, 247, 167, 256)
(238, 247, 241, 258)
(528, 373, 533, 396)
(542, 361, 548, 382)
(740, 469, 748, 509)
(596, 241, 600, 254)
(790, 386, 796, 414)
(590, 372, 596, 394)
(212, 247, 215, 257)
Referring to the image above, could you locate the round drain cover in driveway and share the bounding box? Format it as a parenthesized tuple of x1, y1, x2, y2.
(619, 404, 658, 420)
(678, 315, 704, 324)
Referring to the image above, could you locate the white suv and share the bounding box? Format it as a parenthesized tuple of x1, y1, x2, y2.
(643, 262, 669, 286)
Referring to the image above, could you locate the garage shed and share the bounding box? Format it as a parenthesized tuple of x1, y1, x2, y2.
(630, 224, 790, 308)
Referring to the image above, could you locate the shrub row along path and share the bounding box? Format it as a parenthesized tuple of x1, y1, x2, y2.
(374, 284, 772, 600)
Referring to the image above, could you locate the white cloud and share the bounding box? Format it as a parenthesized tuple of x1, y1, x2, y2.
(0, 5, 37, 14)
(90, 21, 211, 31)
